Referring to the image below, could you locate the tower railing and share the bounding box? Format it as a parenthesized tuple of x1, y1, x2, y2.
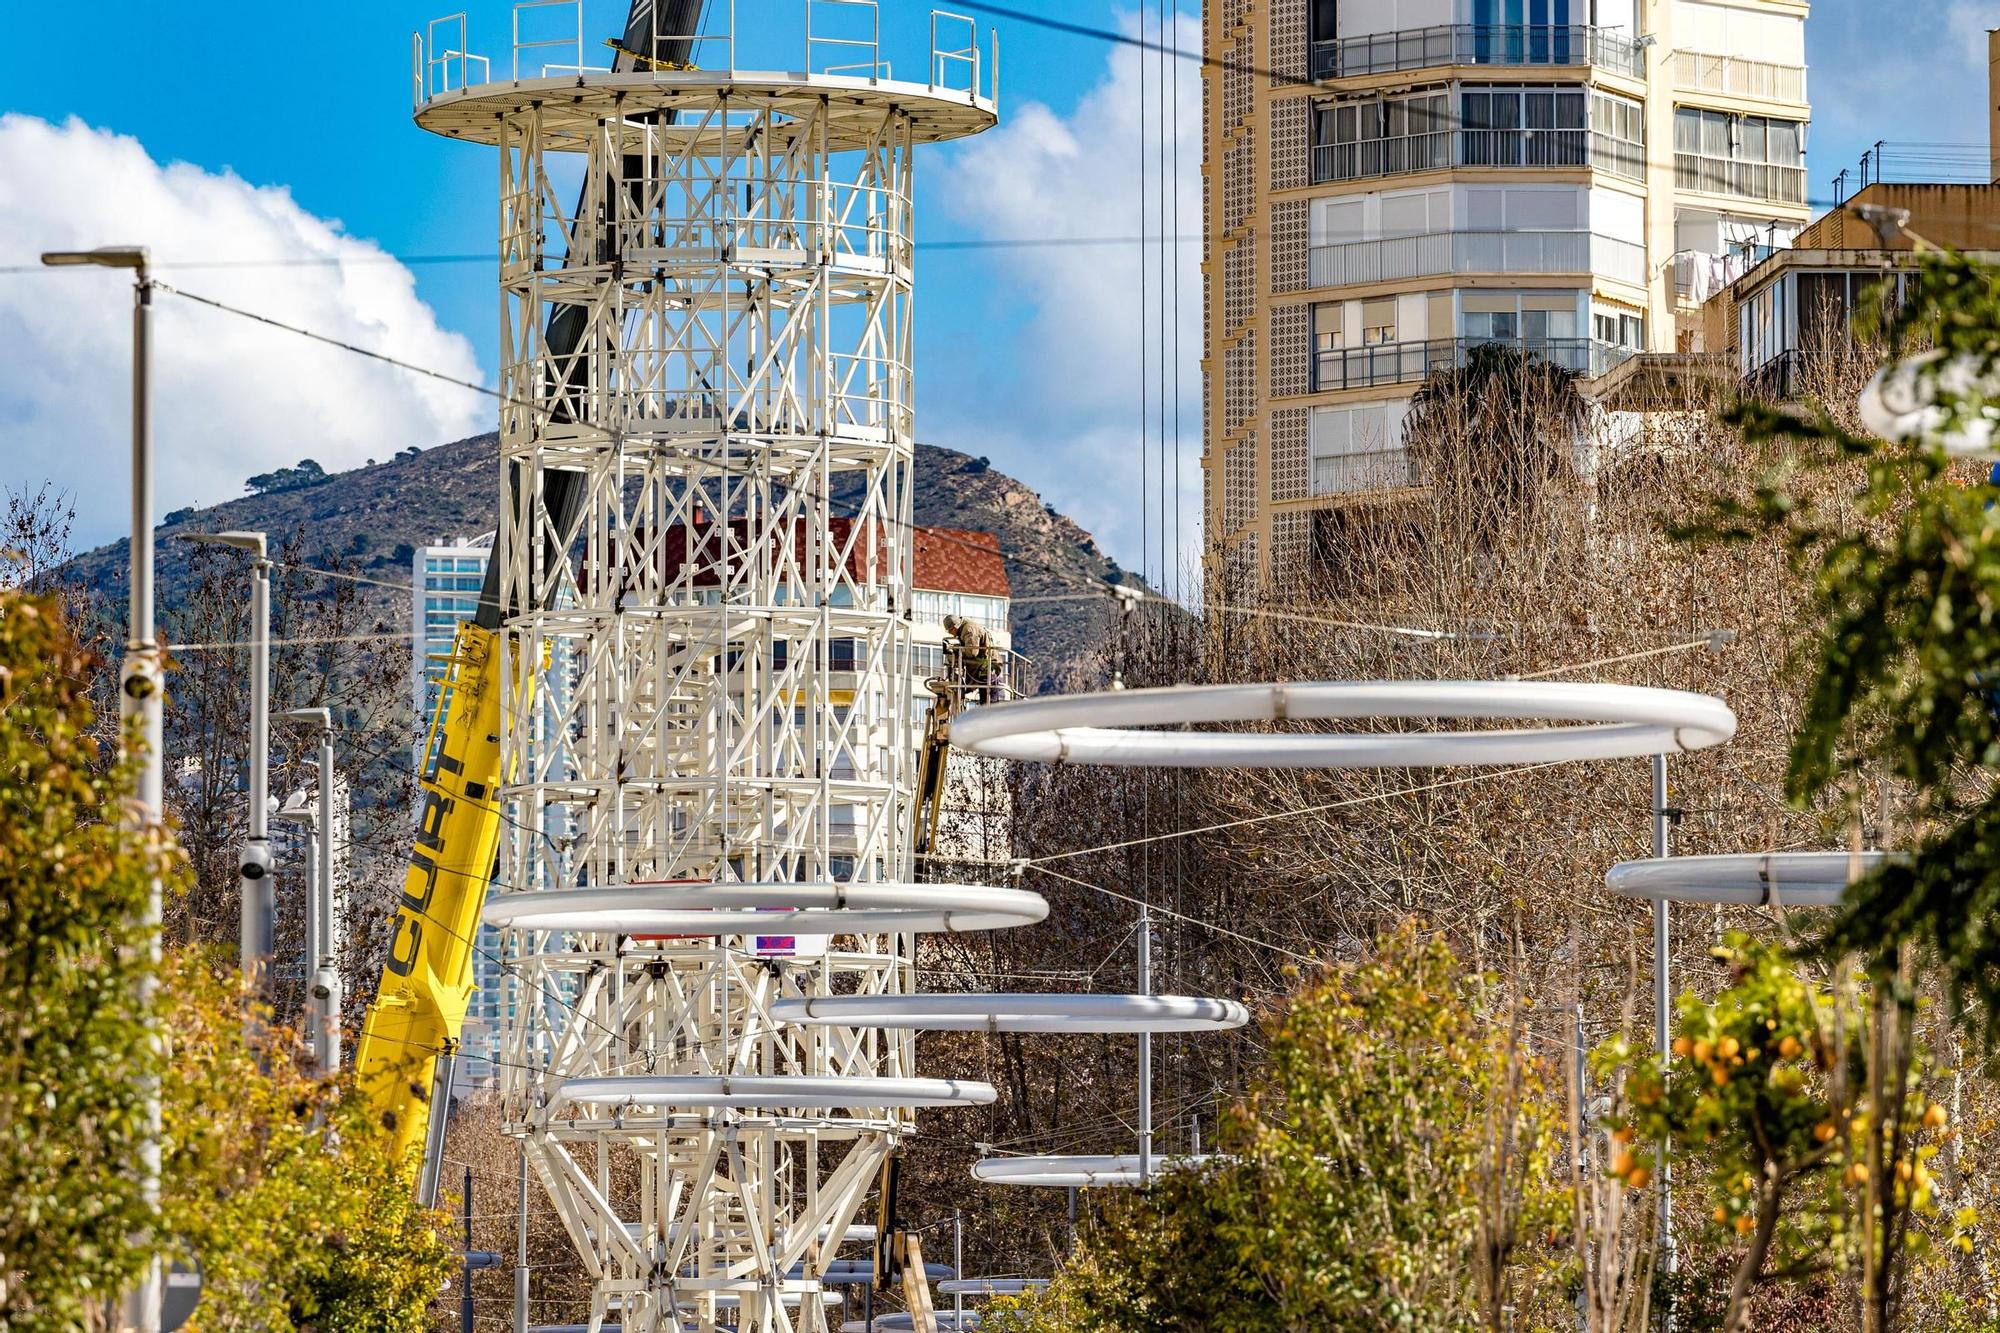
(1310, 23, 1645, 81)
(414, 1, 1000, 107)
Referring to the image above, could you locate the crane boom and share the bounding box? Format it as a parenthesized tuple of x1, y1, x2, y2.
(353, 0, 709, 1170)
(353, 622, 511, 1158)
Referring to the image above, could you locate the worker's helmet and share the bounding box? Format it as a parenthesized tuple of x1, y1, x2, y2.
(942, 614, 962, 631)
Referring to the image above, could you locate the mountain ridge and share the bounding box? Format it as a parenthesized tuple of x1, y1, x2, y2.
(57, 433, 1139, 691)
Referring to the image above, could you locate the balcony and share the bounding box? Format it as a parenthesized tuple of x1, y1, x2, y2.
(1673, 51, 1806, 105)
(1313, 449, 1420, 497)
(1314, 128, 1644, 184)
(1309, 230, 1646, 288)
(1312, 336, 1630, 392)
(1674, 153, 1807, 205)
(1309, 23, 1645, 80)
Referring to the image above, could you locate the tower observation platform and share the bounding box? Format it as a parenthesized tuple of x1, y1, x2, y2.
(409, 4, 1005, 1331)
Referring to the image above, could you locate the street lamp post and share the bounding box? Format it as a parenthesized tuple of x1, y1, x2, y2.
(279, 708, 341, 1075)
(185, 532, 273, 1014)
(41, 243, 161, 1333)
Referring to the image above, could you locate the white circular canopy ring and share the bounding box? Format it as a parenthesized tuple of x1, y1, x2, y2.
(949, 681, 1737, 768)
(770, 993, 1250, 1033)
(1606, 851, 1893, 906)
(483, 882, 1048, 935)
(553, 1075, 997, 1110)
(841, 1316, 983, 1333)
(937, 1279, 1050, 1297)
(1859, 351, 2000, 458)
(970, 1153, 1212, 1189)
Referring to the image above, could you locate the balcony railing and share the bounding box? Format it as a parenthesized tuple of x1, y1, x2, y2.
(1313, 336, 1629, 391)
(1308, 230, 1646, 288)
(1672, 50, 1806, 104)
(1314, 128, 1644, 183)
(1313, 449, 1420, 497)
(1673, 153, 1807, 205)
(1309, 23, 1645, 80)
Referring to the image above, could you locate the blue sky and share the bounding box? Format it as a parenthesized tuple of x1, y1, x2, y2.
(2, 0, 1993, 580)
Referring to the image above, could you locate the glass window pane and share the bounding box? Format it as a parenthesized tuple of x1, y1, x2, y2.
(1702, 110, 1730, 158)
(1768, 120, 1800, 165)
(1740, 117, 1766, 163)
(1674, 107, 1700, 154)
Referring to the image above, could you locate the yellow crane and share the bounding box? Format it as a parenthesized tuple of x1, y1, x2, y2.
(351, 622, 512, 1169)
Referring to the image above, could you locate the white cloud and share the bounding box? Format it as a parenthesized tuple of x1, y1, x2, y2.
(930, 10, 1202, 589)
(1808, 3, 1988, 170)
(0, 114, 487, 547)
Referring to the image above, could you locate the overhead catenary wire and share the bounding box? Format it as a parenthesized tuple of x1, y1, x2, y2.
(1019, 759, 1573, 868)
(0, 235, 1207, 276)
(144, 279, 1749, 652)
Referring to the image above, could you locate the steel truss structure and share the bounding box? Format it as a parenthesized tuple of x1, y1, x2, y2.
(414, 10, 998, 1328)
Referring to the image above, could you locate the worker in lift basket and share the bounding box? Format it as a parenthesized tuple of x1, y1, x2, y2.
(941, 614, 995, 704)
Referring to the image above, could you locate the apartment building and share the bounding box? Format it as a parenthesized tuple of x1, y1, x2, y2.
(1678, 182, 2000, 405)
(1204, 0, 1812, 575)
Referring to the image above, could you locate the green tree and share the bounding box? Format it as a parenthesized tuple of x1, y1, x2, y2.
(0, 583, 164, 1327)
(243, 459, 329, 496)
(996, 923, 1570, 1333)
(0, 580, 452, 1327)
(1701, 253, 2000, 1028)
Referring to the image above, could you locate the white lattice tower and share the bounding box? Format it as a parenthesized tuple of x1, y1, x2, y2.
(411, 8, 997, 1329)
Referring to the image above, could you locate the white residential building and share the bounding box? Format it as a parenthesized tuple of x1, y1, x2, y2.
(1206, 0, 1812, 575)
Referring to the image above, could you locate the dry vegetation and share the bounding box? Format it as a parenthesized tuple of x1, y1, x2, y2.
(884, 346, 2000, 1329)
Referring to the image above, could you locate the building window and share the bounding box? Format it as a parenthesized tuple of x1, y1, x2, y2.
(1588, 91, 1646, 180)
(1310, 403, 1415, 496)
(1314, 91, 1451, 182)
(1472, 0, 1577, 64)
(1594, 309, 1645, 351)
(1310, 0, 1336, 46)
(1674, 108, 1806, 203)
(1315, 302, 1345, 353)
(1461, 85, 1586, 167)
(1360, 299, 1396, 346)
(1460, 290, 1588, 369)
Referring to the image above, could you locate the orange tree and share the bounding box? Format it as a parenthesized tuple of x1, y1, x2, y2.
(1601, 935, 1949, 1332)
(993, 922, 1571, 1332)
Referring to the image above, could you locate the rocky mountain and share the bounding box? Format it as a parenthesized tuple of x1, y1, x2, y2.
(57, 434, 1140, 691)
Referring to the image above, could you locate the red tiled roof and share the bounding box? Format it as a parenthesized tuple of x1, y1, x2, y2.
(913, 527, 1009, 597)
(645, 519, 1009, 597)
